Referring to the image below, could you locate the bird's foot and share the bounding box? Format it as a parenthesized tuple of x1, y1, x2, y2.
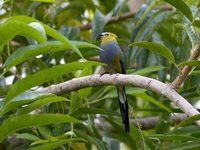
(100, 71, 110, 76)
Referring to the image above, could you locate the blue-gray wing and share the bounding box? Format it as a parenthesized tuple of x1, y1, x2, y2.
(100, 42, 126, 74)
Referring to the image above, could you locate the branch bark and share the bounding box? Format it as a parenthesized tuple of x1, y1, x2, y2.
(39, 74, 200, 125)
(171, 43, 200, 90)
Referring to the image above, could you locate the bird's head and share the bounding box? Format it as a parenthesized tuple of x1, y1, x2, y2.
(98, 32, 118, 44)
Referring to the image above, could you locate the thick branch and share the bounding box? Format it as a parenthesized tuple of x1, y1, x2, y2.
(39, 74, 200, 125)
(171, 43, 200, 90)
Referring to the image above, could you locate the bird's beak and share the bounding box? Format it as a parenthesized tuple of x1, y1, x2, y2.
(98, 33, 103, 36)
(97, 33, 103, 40)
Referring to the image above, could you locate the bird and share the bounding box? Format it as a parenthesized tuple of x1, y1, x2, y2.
(98, 32, 130, 132)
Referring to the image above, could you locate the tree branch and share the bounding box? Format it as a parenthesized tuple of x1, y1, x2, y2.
(171, 43, 200, 90)
(78, 6, 172, 31)
(95, 114, 187, 130)
(39, 74, 200, 125)
(78, 11, 136, 31)
(131, 114, 187, 130)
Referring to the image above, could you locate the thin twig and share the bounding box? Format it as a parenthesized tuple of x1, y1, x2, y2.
(129, 105, 147, 150)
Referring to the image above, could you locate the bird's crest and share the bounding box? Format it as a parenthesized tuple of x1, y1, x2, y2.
(99, 32, 118, 44)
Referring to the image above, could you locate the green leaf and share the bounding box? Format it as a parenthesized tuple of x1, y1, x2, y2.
(130, 41, 175, 64)
(0, 19, 46, 51)
(4, 41, 66, 71)
(158, 23, 179, 46)
(75, 130, 107, 150)
(104, 117, 139, 149)
(29, 22, 47, 41)
(135, 93, 172, 113)
(4, 41, 99, 72)
(178, 114, 200, 127)
(135, 0, 160, 28)
(5, 61, 102, 104)
(0, 114, 81, 142)
(169, 142, 200, 150)
(31, 0, 56, 2)
(0, 91, 53, 116)
(191, 71, 200, 76)
(163, 0, 194, 22)
(103, 87, 171, 113)
(71, 41, 100, 50)
(37, 126, 51, 139)
(30, 138, 85, 150)
(172, 125, 200, 135)
(148, 134, 199, 141)
(16, 96, 68, 115)
(133, 66, 165, 75)
(10, 16, 83, 58)
(92, 10, 110, 40)
(31, 139, 51, 145)
(179, 60, 200, 67)
(183, 20, 199, 46)
(129, 10, 171, 63)
(16, 133, 41, 141)
(34, 58, 49, 70)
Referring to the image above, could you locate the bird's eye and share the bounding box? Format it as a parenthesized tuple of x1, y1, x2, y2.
(106, 33, 109, 36)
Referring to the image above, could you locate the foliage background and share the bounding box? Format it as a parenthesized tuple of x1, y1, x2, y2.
(0, 0, 200, 149)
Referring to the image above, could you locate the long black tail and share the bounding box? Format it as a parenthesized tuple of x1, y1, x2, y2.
(117, 86, 129, 132)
